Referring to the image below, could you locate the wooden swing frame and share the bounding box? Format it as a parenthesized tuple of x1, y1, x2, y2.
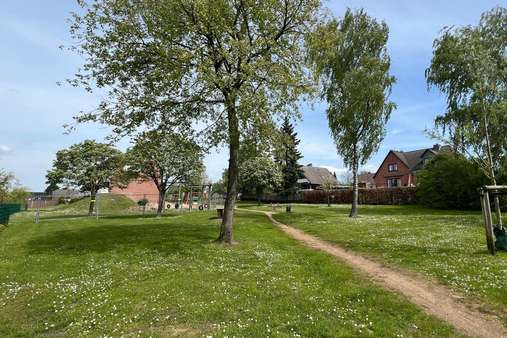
(479, 185, 507, 255)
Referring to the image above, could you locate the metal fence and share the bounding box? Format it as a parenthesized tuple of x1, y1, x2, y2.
(0, 204, 24, 225)
(25, 192, 226, 223)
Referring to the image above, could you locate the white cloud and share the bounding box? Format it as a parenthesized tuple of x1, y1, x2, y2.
(318, 165, 348, 176)
(0, 145, 12, 154)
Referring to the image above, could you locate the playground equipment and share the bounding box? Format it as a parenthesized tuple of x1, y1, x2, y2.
(175, 184, 217, 211)
(480, 185, 507, 255)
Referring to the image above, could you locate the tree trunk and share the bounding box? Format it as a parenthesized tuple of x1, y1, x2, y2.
(157, 190, 166, 218)
(484, 114, 503, 228)
(350, 151, 359, 218)
(327, 192, 330, 207)
(218, 94, 239, 244)
(88, 189, 96, 216)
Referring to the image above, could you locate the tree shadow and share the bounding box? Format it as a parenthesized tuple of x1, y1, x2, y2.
(26, 220, 215, 256)
(39, 213, 182, 221)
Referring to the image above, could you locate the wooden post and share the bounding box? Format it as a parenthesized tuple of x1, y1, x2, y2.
(483, 191, 496, 255)
(35, 197, 40, 224)
(480, 193, 493, 253)
(96, 193, 99, 220)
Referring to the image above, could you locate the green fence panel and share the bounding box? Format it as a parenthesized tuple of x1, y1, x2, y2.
(0, 204, 22, 225)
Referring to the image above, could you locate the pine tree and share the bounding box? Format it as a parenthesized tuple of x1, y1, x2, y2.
(276, 116, 304, 199)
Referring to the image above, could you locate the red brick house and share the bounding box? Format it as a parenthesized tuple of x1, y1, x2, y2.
(358, 172, 376, 188)
(373, 144, 450, 188)
(111, 180, 160, 208)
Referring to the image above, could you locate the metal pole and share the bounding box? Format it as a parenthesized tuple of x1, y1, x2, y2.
(178, 185, 182, 212)
(96, 193, 99, 220)
(208, 184, 211, 210)
(35, 198, 40, 224)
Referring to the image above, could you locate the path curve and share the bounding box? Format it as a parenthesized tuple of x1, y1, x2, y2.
(245, 209, 507, 338)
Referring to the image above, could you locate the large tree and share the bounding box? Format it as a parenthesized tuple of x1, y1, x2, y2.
(309, 9, 396, 217)
(239, 156, 282, 204)
(275, 116, 303, 199)
(426, 7, 507, 225)
(46, 140, 123, 215)
(68, 0, 321, 243)
(125, 130, 204, 216)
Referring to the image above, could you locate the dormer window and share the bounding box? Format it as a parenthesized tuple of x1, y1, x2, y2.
(388, 163, 398, 172)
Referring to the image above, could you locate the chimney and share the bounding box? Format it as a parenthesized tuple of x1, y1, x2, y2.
(432, 144, 441, 151)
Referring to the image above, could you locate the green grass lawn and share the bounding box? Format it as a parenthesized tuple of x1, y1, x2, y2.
(0, 210, 459, 337)
(249, 203, 507, 325)
(36, 194, 137, 218)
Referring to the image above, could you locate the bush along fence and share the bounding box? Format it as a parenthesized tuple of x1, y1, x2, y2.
(0, 204, 24, 225)
(243, 187, 417, 205)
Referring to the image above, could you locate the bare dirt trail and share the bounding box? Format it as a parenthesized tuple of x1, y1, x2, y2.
(243, 209, 507, 338)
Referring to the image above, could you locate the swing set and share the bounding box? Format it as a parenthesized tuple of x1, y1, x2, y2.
(480, 185, 507, 255)
(167, 184, 215, 211)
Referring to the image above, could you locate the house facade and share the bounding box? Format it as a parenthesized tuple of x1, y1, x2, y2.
(358, 172, 376, 189)
(111, 180, 160, 208)
(297, 164, 339, 190)
(373, 144, 450, 188)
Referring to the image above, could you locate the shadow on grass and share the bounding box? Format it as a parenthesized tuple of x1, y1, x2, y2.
(39, 213, 183, 221)
(248, 203, 482, 217)
(26, 219, 217, 256)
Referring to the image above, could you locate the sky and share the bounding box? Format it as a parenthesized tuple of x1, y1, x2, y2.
(1, 0, 506, 191)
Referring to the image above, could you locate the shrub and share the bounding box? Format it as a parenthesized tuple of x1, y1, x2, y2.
(137, 198, 149, 207)
(416, 153, 488, 209)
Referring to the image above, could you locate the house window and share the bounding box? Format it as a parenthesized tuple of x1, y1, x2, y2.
(388, 163, 398, 172)
(387, 178, 401, 188)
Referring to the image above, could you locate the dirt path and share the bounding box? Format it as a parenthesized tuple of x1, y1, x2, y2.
(248, 209, 507, 338)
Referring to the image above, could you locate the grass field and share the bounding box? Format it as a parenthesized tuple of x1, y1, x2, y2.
(249, 203, 507, 325)
(36, 194, 137, 218)
(0, 209, 459, 337)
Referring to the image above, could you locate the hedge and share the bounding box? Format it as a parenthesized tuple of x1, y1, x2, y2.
(243, 187, 417, 205)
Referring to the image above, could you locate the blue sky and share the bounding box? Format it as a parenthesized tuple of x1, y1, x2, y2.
(0, 0, 505, 191)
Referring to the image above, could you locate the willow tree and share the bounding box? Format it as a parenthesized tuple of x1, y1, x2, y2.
(426, 7, 507, 225)
(68, 0, 321, 243)
(308, 9, 395, 217)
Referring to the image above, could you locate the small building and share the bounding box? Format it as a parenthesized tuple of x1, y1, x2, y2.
(358, 172, 376, 189)
(373, 144, 450, 188)
(297, 164, 339, 190)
